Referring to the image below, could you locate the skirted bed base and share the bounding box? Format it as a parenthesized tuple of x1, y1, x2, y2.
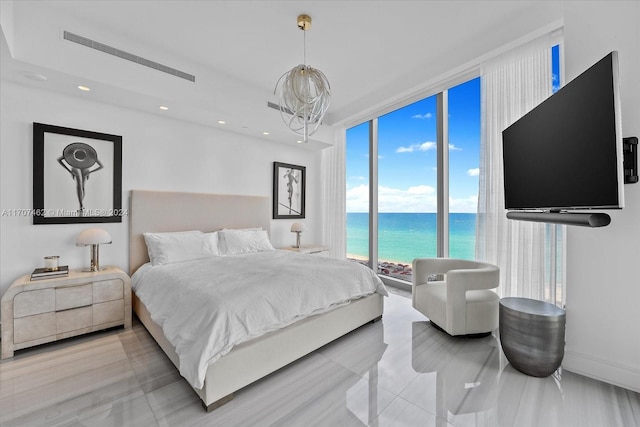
(128, 190, 383, 411)
(133, 292, 382, 411)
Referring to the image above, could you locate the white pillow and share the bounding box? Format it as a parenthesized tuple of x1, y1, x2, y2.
(215, 227, 261, 254)
(219, 229, 274, 255)
(143, 231, 219, 265)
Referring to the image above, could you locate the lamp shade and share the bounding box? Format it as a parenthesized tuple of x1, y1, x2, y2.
(291, 222, 307, 233)
(76, 228, 112, 246)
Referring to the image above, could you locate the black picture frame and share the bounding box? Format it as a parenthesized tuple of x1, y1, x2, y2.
(273, 162, 305, 219)
(33, 122, 123, 224)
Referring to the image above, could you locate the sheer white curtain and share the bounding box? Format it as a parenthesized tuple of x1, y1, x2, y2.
(321, 127, 347, 259)
(477, 34, 558, 302)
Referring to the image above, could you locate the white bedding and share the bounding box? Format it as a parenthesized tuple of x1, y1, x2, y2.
(131, 250, 387, 389)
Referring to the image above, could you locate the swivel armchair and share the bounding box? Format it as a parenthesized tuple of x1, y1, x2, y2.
(412, 258, 500, 336)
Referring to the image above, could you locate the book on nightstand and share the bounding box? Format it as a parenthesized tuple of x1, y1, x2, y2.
(30, 265, 69, 280)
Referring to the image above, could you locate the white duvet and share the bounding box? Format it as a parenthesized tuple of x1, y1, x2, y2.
(131, 250, 387, 389)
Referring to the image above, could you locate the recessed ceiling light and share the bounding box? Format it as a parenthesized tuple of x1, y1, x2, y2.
(77, 85, 91, 91)
(159, 106, 169, 110)
(217, 120, 226, 124)
(262, 132, 270, 136)
(296, 140, 303, 144)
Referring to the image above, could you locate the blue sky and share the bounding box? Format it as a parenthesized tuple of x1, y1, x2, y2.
(346, 45, 560, 213)
(346, 77, 481, 213)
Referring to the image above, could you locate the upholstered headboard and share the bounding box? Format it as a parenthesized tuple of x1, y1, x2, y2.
(129, 190, 271, 275)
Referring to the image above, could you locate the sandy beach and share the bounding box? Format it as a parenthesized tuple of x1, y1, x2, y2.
(347, 255, 413, 281)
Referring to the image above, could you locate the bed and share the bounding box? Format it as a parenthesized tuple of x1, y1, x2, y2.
(128, 190, 385, 411)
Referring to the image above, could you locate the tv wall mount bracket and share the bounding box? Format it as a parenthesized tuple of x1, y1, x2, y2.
(624, 136, 638, 184)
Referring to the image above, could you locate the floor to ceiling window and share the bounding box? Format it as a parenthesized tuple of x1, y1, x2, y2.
(346, 44, 562, 287)
(448, 78, 481, 261)
(550, 43, 565, 308)
(376, 95, 439, 280)
(346, 76, 481, 281)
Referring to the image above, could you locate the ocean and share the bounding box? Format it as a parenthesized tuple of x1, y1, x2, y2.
(347, 212, 476, 264)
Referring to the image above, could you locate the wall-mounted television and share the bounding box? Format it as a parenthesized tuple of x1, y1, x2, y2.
(502, 51, 625, 226)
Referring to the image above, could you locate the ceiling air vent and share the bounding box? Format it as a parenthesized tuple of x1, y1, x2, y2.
(267, 101, 293, 115)
(63, 30, 195, 82)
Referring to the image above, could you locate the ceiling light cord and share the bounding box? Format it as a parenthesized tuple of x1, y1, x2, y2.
(303, 28, 307, 66)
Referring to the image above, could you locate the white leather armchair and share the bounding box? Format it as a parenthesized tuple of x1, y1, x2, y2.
(412, 258, 500, 336)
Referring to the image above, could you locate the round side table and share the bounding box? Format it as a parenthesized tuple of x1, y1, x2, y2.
(499, 297, 566, 377)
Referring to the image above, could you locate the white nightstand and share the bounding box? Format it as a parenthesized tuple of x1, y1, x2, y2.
(1, 266, 131, 359)
(280, 245, 330, 257)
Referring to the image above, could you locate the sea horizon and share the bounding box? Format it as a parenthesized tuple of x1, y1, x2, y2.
(347, 212, 476, 265)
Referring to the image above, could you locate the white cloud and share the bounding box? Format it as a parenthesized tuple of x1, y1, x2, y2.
(406, 185, 434, 195)
(412, 112, 433, 120)
(396, 142, 462, 153)
(449, 195, 478, 213)
(345, 184, 371, 212)
(378, 185, 437, 212)
(346, 183, 420, 211)
(467, 168, 480, 177)
(396, 141, 436, 153)
(347, 183, 478, 213)
(347, 184, 438, 213)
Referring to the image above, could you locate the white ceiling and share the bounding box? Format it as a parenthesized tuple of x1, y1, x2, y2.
(0, 0, 564, 146)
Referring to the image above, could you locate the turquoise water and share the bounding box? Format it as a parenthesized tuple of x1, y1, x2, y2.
(347, 213, 476, 264)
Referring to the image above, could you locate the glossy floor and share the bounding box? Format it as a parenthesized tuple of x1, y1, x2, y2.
(1, 291, 638, 426)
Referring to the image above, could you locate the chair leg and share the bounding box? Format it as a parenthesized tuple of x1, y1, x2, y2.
(429, 320, 448, 334)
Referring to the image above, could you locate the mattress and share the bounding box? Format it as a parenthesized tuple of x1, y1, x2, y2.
(131, 250, 387, 388)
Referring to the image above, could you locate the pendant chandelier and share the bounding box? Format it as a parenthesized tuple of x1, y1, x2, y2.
(274, 14, 331, 142)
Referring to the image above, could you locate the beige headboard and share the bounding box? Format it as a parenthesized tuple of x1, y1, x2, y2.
(129, 190, 271, 275)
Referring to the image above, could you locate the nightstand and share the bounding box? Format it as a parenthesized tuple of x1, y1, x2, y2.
(1, 266, 131, 359)
(280, 245, 330, 256)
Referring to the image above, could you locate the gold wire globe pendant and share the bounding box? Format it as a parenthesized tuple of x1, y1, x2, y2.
(274, 14, 331, 142)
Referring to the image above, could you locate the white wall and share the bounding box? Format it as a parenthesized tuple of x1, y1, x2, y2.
(562, 1, 640, 392)
(0, 81, 323, 304)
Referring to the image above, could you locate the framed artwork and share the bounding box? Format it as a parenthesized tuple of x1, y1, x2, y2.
(273, 162, 305, 219)
(33, 122, 123, 224)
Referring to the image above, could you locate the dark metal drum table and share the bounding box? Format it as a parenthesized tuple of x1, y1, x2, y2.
(499, 297, 566, 377)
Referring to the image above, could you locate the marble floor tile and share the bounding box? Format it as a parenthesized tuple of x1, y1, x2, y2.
(401, 325, 502, 426)
(373, 396, 455, 427)
(363, 339, 422, 396)
(118, 325, 183, 393)
(147, 352, 397, 427)
(0, 291, 638, 427)
(496, 365, 640, 427)
(0, 335, 157, 426)
(318, 320, 390, 375)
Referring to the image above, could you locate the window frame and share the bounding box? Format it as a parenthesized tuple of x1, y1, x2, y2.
(348, 74, 478, 282)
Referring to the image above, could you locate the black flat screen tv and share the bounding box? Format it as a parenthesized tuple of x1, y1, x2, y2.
(502, 51, 624, 212)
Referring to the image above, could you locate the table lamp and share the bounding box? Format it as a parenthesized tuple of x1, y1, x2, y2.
(290, 222, 307, 248)
(76, 228, 112, 271)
